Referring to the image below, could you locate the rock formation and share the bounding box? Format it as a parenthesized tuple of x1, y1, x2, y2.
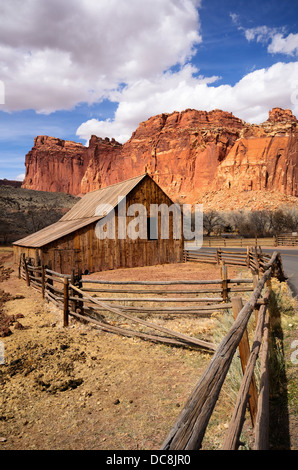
(22, 107, 298, 206)
(23, 136, 87, 195)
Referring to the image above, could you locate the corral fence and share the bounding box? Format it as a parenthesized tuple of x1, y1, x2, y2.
(184, 246, 271, 274)
(276, 234, 298, 246)
(18, 249, 287, 450)
(202, 237, 276, 248)
(161, 251, 286, 450)
(201, 235, 298, 247)
(18, 253, 263, 353)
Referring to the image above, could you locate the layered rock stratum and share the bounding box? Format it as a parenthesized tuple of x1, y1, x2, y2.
(22, 107, 298, 209)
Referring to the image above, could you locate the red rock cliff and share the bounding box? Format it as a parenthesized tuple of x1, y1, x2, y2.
(22, 107, 298, 203)
(23, 136, 87, 194)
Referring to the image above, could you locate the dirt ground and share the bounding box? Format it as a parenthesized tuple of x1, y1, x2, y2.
(0, 248, 297, 450)
(0, 250, 239, 450)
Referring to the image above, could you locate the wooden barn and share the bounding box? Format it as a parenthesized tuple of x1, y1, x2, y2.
(13, 174, 184, 274)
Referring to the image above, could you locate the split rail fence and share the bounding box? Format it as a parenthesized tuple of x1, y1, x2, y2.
(18, 252, 262, 353)
(200, 235, 298, 247)
(276, 234, 298, 246)
(184, 246, 271, 273)
(18, 248, 286, 450)
(201, 237, 276, 248)
(161, 251, 286, 450)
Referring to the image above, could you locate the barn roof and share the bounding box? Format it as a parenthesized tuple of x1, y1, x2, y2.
(13, 173, 148, 248)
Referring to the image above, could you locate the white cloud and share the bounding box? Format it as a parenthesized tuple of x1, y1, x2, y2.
(268, 33, 298, 56)
(0, 80, 4, 104)
(0, 0, 202, 113)
(231, 15, 298, 57)
(245, 27, 298, 57)
(77, 61, 298, 143)
(244, 25, 280, 43)
(16, 173, 25, 181)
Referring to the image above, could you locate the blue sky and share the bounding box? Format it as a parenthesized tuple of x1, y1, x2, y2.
(0, 0, 298, 181)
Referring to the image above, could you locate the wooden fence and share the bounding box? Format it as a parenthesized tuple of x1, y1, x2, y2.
(201, 237, 276, 247)
(276, 234, 298, 246)
(18, 249, 286, 450)
(184, 246, 272, 274)
(161, 251, 285, 450)
(18, 253, 261, 353)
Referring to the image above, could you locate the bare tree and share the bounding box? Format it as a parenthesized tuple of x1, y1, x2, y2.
(203, 210, 224, 236)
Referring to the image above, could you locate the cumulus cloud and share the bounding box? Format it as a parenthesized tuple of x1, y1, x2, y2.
(245, 27, 298, 56)
(0, 0, 202, 113)
(2, 1, 298, 149)
(77, 64, 221, 142)
(268, 33, 298, 56)
(76, 61, 298, 143)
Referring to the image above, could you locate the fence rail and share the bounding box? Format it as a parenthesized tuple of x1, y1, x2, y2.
(19, 253, 260, 353)
(161, 251, 285, 450)
(184, 246, 273, 273)
(276, 234, 298, 246)
(201, 237, 276, 248)
(18, 249, 286, 450)
(197, 235, 298, 247)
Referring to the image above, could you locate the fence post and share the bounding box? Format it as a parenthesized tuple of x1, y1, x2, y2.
(231, 297, 258, 428)
(18, 254, 22, 279)
(246, 247, 250, 268)
(63, 277, 69, 327)
(254, 246, 260, 274)
(254, 309, 270, 450)
(216, 248, 222, 265)
(252, 274, 259, 324)
(77, 269, 84, 315)
(221, 263, 228, 302)
(41, 265, 45, 299)
(70, 269, 76, 313)
(22, 254, 30, 287)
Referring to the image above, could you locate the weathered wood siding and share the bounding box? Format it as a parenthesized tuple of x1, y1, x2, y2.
(14, 176, 184, 273)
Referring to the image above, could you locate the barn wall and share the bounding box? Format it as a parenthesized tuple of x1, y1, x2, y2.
(13, 246, 43, 265)
(13, 176, 184, 274)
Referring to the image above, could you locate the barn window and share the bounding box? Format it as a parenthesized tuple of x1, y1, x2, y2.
(147, 216, 158, 240)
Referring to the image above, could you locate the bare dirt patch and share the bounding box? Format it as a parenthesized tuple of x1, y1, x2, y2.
(0, 250, 238, 450)
(1, 249, 297, 450)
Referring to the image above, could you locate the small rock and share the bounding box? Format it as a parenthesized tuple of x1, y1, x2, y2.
(113, 399, 120, 405)
(14, 322, 26, 330)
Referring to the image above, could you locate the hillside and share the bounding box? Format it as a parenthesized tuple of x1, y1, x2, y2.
(0, 186, 79, 245)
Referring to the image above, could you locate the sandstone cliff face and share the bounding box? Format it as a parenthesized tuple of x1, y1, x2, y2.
(23, 136, 87, 195)
(214, 109, 298, 197)
(22, 107, 298, 205)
